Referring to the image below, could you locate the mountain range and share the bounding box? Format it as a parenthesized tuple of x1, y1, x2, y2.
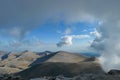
(0, 50, 103, 80)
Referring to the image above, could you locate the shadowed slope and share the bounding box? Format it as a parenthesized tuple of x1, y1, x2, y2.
(30, 52, 57, 66)
(18, 62, 102, 80)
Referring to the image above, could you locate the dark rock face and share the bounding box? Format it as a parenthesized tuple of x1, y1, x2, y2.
(1, 53, 10, 60)
(108, 70, 120, 75)
(0, 74, 24, 80)
(30, 73, 120, 80)
(29, 52, 57, 66)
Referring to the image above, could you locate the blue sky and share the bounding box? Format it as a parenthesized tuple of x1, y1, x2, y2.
(28, 21, 97, 42)
(0, 0, 101, 52)
(0, 20, 98, 52)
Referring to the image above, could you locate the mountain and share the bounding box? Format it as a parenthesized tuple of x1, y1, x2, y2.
(17, 50, 40, 61)
(45, 51, 87, 63)
(30, 51, 87, 66)
(0, 51, 41, 74)
(37, 51, 53, 56)
(17, 51, 102, 80)
(0, 51, 7, 60)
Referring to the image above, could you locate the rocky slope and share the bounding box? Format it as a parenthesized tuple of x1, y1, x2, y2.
(0, 51, 41, 74)
(30, 73, 120, 80)
(17, 51, 101, 80)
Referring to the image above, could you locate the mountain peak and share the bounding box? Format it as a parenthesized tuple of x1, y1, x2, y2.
(30, 51, 87, 66)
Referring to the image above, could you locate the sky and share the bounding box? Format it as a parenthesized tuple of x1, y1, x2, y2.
(0, 0, 100, 52)
(0, 19, 98, 52)
(0, 0, 116, 54)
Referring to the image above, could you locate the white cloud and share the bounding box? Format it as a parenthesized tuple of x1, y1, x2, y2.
(90, 29, 101, 38)
(64, 27, 71, 35)
(72, 34, 90, 39)
(57, 34, 90, 47)
(57, 36, 72, 47)
(91, 20, 120, 72)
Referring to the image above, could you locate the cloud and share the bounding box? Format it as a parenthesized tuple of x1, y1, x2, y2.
(72, 34, 90, 39)
(0, 0, 119, 30)
(57, 36, 72, 47)
(91, 21, 120, 72)
(0, 0, 98, 39)
(57, 34, 90, 47)
(90, 29, 101, 38)
(64, 27, 72, 35)
(0, 37, 55, 52)
(0, 27, 30, 39)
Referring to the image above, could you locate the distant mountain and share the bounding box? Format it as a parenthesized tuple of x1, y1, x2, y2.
(17, 50, 40, 61)
(80, 52, 100, 57)
(0, 51, 7, 60)
(0, 51, 41, 74)
(37, 51, 53, 56)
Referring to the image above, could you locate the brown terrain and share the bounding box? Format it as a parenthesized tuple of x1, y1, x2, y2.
(0, 51, 120, 80)
(17, 51, 102, 80)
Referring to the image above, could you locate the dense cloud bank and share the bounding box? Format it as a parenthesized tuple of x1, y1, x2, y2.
(0, 0, 119, 39)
